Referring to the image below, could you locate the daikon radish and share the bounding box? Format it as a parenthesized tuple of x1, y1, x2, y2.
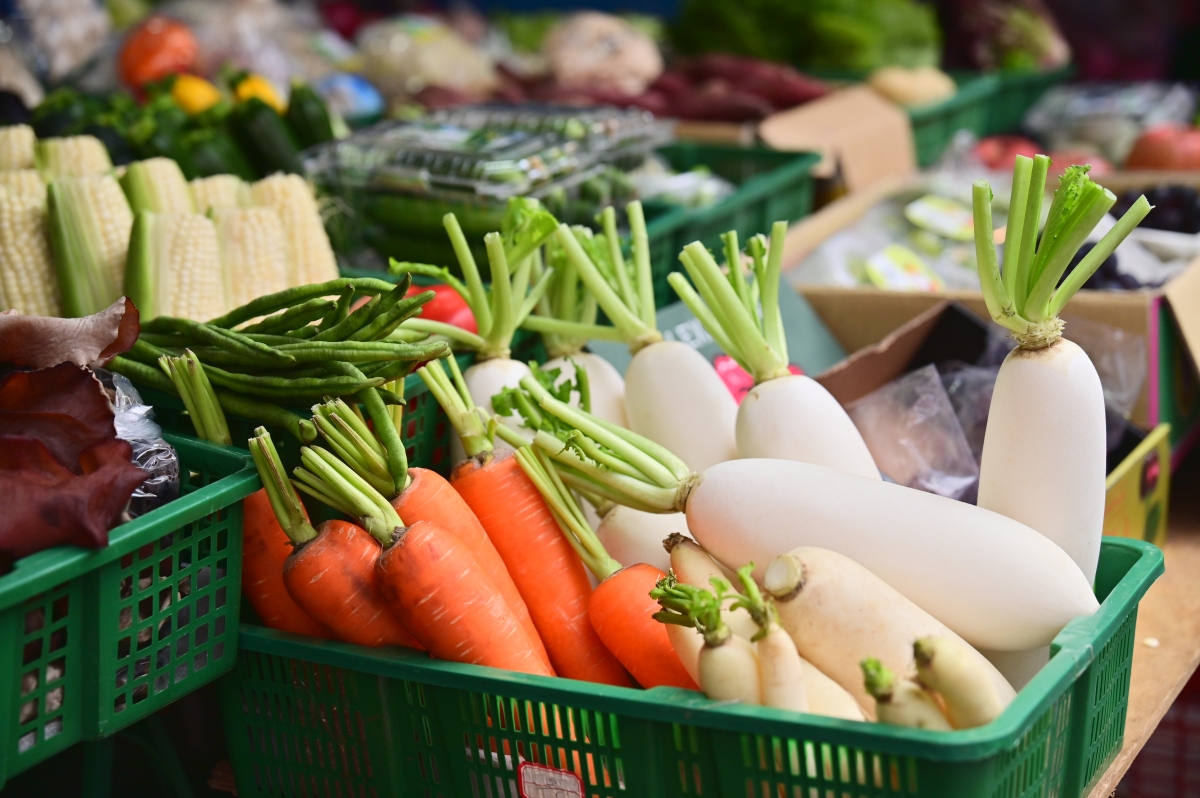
(914, 637, 1005, 729)
(862, 659, 952, 731)
(514, 377, 1100, 652)
(799, 658, 866, 721)
(762, 548, 1013, 715)
(972, 156, 1151, 584)
(523, 203, 737, 471)
(980, 646, 1050, 691)
(544, 352, 627, 427)
(730, 565, 809, 713)
(669, 226, 877, 479)
(667, 533, 757, 639)
(392, 200, 558, 459)
(594, 506, 688, 573)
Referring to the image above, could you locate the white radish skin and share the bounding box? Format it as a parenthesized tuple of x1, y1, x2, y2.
(914, 637, 1005, 729)
(762, 548, 1015, 717)
(624, 340, 737, 472)
(688, 459, 1099, 651)
(980, 646, 1050, 691)
(666, 624, 704, 685)
(668, 535, 757, 639)
(457, 358, 532, 462)
(978, 338, 1106, 584)
(698, 634, 761, 705)
(875, 678, 953, 731)
(544, 352, 628, 428)
(799, 658, 865, 721)
(757, 625, 809, 713)
(737, 375, 880, 480)
(596, 507, 689, 573)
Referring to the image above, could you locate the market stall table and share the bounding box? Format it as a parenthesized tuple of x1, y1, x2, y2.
(1090, 453, 1200, 797)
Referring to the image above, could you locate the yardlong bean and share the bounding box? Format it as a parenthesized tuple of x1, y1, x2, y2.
(316, 287, 355, 333)
(239, 298, 335, 335)
(144, 317, 295, 366)
(207, 277, 397, 329)
(201, 362, 386, 399)
(349, 290, 431, 342)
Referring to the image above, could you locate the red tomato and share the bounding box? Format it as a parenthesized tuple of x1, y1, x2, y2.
(406, 284, 476, 334)
(118, 16, 197, 89)
(1124, 126, 1200, 170)
(974, 136, 1040, 170)
(1047, 149, 1113, 179)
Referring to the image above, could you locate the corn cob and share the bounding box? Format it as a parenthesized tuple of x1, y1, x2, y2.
(249, 174, 338, 287)
(125, 211, 226, 322)
(0, 187, 60, 316)
(0, 125, 36, 171)
(214, 207, 290, 312)
(190, 175, 250, 214)
(122, 158, 195, 214)
(36, 136, 113, 179)
(0, 170, 46, 205)
(47, 174, 134, 317)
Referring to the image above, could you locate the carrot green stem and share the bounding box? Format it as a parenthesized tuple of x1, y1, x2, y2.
(323, 361, 410, 491)
(296, 445, 402, 545)
(248, 428, 318, 545)
(515, 446, 622, 580)
(311, 398, 395, 496)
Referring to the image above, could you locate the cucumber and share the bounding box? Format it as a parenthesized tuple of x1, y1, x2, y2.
(285, 81, 335, 150)
(229, 98, 302, 178)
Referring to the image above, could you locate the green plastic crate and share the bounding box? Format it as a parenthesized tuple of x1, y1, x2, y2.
(645, 145, 820, 308)
(217, 536, 1161, 798)
(0, 434, 258, 789)
(982, 65, 1074, 136)
(907, 74, 1000, 167)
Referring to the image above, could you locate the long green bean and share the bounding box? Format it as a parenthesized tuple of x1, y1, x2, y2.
(316, 287, 355, 333)
(238, 298, 335, 335)
(200, 362, 386, 399)
(207, 277, 398, 329)
(143, 317, 295, 366)
(348, 290, 431, 342)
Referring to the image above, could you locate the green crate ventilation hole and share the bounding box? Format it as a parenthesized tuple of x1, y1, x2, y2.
(12, 585, 74, 756)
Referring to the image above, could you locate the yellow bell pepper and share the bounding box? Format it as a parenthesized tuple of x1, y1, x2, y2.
(234, 75, 285, 114)
(171, 73, 221, 115)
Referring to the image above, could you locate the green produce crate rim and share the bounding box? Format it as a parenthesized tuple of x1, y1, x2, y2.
(0, 434, 260, 613)
(907, 73, 1001, 122)
(235, 535, 1162, 764)
(643, 149, 822, 236)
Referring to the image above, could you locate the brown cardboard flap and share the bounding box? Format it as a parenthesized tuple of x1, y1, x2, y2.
(1164, 255, 1200, 371)
(758, 86, 916, 192)
(815, 300, 950, 405)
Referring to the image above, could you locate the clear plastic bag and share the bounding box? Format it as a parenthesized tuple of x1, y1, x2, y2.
(106, 372, 180, 518)
(846, 364, 980, 501)
(1061, 315, 1148, 449)
(939, 362, 1000, 463)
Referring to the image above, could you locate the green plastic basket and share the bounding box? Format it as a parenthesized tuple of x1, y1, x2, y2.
(982, 65, 1074, 136)
(217, 536, 1161, 798)
(645, 145, 820, 309)
(907, 74, 1000, 167)
(0, 434, 258, 789)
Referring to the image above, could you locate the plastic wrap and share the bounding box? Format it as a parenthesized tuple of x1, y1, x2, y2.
(846, 364, 980, 501)
(107, 373, 180, 518)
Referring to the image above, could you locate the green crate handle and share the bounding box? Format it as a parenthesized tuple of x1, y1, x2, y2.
(231, 536, 1161, 765)
(0, 435, 259, 614)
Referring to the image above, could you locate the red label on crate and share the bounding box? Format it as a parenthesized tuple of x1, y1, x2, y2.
(518, 762, 584, 798)
(714, 355, 804, 404)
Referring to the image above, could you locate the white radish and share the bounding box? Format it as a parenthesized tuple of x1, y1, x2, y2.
(914, 637, 1005, 729)
(980, 646, 1050, 691)
(762, 548, 1014, 716)
(862, 659, 952, 731)
(800, 658, 865, 721)
(667, 534, 757, 639)
(594, 506, 689, 574)
(456, 358, 533, 461)
(664, 623, 704, 685)
(972, 156, 1151, 584)
(670, 229, 877, 479)
(624, 340, 738, 472)
(728, 563, 810, 714)
(687, 460, 1099, 651)
(544, 352, 628, 427)
(699, 633, 761, 705)
(978, 339, 1105, 582)
(736, 375, 879, 479)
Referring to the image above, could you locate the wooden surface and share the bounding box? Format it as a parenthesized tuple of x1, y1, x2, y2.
(1088, 452, 1200, 797)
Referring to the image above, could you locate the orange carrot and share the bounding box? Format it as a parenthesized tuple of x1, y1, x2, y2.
(590, 563, 698, 690)
(391, 466, 551, 672)
(377, 519, 554, 675)
(282, 518, 421, 648)
(241, 488, 331, 638)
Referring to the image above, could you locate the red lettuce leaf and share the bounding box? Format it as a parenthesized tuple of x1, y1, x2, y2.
(0, 363, 116, 474)
(0, 298, 140, 369)
(0, 437, 146, 557)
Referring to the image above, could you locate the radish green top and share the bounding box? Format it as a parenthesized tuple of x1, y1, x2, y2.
(973, 155, 1152, 350)
(522, 201, 662, 353)
(669, 222, 791, 384)
(390, 198, 559, 360)
(417, 356, 498, 460)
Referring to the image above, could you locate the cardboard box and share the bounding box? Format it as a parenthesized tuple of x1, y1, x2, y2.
(785, 181, 1200, 469)
(814, 300, 1172, 547)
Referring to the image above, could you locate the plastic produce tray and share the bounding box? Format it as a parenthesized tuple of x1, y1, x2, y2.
(907, 74, 1000, 166)
(982, 65, 1075, 136)
(0, 434, 258, 789)
(217, 536, 1161, 798)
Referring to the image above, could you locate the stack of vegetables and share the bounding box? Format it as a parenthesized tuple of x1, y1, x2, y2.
(0, 123, 339, 321)
(195, 156, 1150, 732)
